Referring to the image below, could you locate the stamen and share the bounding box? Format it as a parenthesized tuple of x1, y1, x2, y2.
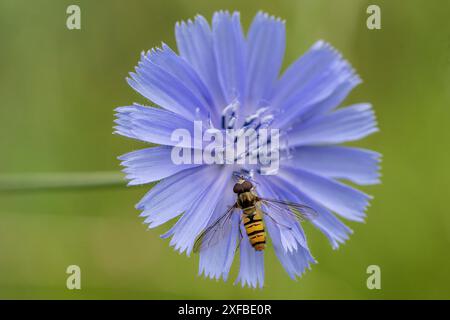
(221, 100, 240, 129)
(233, 169, 256, 181)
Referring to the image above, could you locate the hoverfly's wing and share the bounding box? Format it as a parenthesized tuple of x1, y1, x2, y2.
(258, 197, 318, 225)
(193, 204, 239, 253)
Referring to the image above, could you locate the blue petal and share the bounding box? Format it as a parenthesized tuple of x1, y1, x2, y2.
(260, 175, 352, 249)
(287, 103, 378, 146)
(212, 11, 246, 104)
(161, 166, 231, 255)
(127, 46, 212, 120)
(199, 178, 239, 281)
(199, 213, 240, 281)
(278, 167, 371, 222)
(118, 146, 200, 186)
(246, 12, 285, 109)
(265, 218, 316, 279)
(175, 15, 226, 120)
(257, 177, 308, 252)
(285, 146, 381, 185)
(235, 225, 265, 288)
(271, 41, 360, 128)
(138, 166, 213, 229)
(146, 44, 215, 117)
(114, 104, 202, 147)
(299, 77, 361, 121)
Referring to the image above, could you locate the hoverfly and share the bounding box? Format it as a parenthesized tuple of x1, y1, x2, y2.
(194, 177, 318, 252)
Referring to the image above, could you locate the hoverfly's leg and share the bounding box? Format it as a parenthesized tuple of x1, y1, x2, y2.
(236, 217, 244, 252)
(237, 232, 243, 251)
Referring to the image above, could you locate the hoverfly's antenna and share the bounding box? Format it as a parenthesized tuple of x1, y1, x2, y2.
(232, 171, 245, 182)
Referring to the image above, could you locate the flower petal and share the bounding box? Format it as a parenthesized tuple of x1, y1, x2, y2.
(114, 104, 202, 147)
(198, 178, 239, 281)
(261, 174, 353, 249)
(199, 214, 240, 281)
(127, 46, 212, 120)
(235, 226, 265, 288)
(257, 176, 308, 252)
(278, 167, 371, 222)
(271, 41, 360, 128)
(145, 44, 215, 117)
(175, 15, 226, 119)
(138, 166, 214, 229)
(287, 103, 378, 146)
(212, 11, 246, 104)
(161, 166, 231, 254)
(246, 12, 285, 109)
(265, 218, 315, 279)
(285, 146, 381, 185)
(119, 146, 200, 186)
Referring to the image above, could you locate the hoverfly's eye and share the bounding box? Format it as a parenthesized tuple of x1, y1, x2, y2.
(241, 181, 253, 192)
(233, 183, 243, 194)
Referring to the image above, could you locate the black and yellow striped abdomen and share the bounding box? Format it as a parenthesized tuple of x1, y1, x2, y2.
(242, 209, 266, 251)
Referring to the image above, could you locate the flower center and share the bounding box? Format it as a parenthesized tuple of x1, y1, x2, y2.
(220, 102, 282, 175)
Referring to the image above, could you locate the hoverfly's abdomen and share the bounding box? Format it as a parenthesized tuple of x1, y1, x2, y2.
(243, 211, 266, 251)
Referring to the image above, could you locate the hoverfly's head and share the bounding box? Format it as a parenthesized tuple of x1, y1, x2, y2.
(233, 179, 253, 194)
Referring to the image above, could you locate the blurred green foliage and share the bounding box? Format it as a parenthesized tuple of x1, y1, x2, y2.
(0, 0, 449, 299)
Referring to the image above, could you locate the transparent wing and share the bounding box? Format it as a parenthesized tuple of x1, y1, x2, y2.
(258, 197, 318, 224)
(193, 204, 239, 253)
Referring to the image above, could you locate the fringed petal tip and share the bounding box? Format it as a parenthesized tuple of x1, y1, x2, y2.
(311, 39, 362, 82)
(254, 10, 286, 24)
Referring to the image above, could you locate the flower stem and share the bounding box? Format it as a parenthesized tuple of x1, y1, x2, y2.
(0, 172, 125, 192)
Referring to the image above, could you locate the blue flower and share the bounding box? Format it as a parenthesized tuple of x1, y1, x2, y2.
(114, 11, 380, 288)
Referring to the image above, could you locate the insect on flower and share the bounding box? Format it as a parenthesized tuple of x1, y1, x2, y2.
(115, 11, 380, 288)
(194, 177, 318, 253)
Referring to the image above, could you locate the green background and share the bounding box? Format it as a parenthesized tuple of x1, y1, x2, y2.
(0, 0, 449, 299)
